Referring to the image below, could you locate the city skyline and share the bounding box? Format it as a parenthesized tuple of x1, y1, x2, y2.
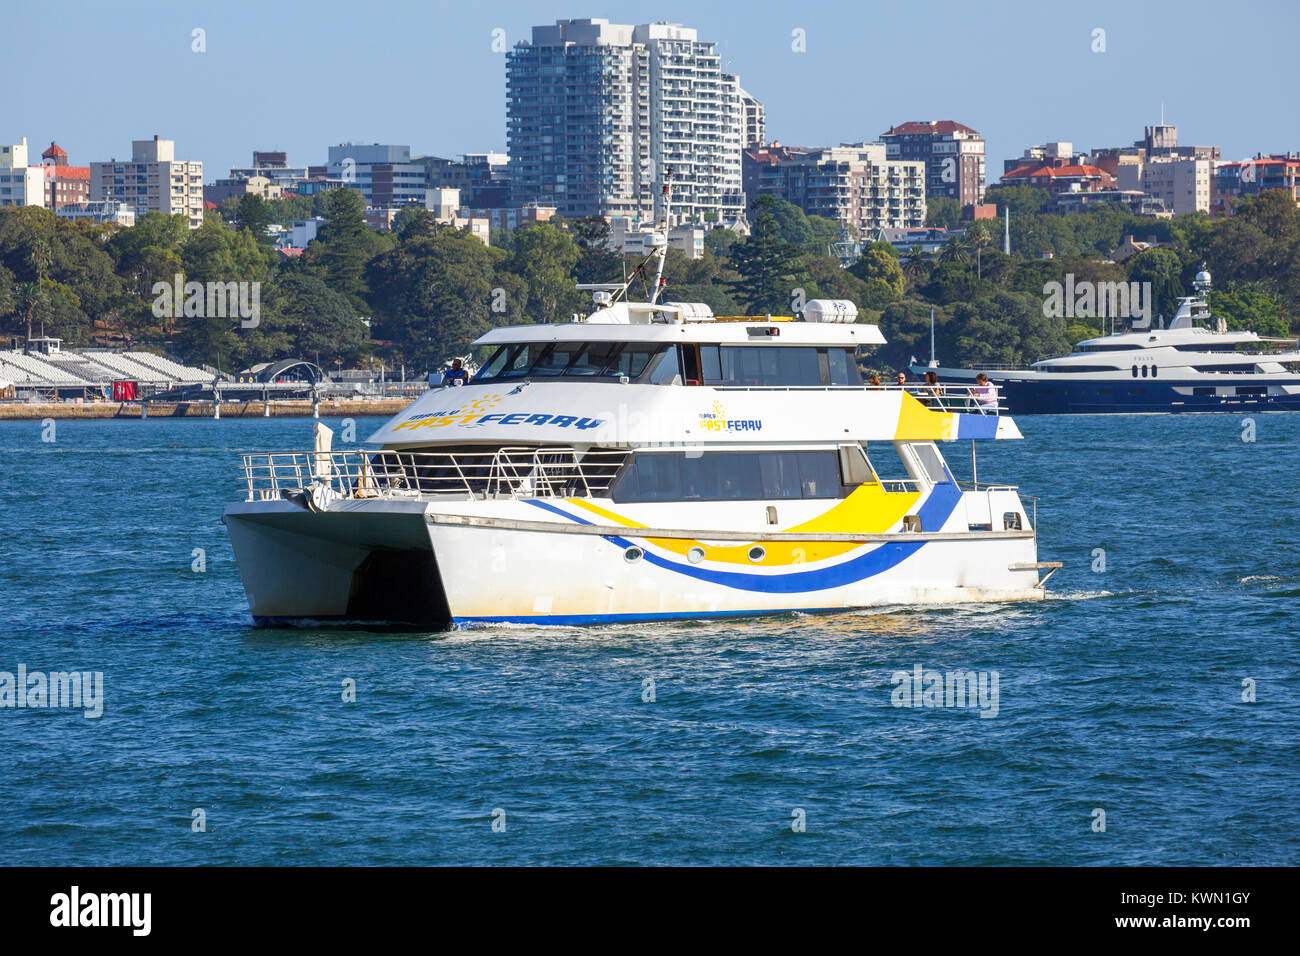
(6, 0, 1298, 183)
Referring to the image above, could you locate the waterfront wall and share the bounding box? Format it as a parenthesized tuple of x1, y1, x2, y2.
(0, 399, 411, 420)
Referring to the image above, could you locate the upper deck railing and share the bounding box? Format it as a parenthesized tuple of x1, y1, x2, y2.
(241, 446, 628, 503)
(708, 383, 1004, 414)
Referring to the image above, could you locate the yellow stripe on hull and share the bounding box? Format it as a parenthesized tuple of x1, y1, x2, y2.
(565, 483, 923, 567)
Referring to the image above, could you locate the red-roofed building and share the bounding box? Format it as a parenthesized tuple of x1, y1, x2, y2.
(880, 120, 986, 205)
(999, 163, 1116, 196)
(40, 141, 90, 209)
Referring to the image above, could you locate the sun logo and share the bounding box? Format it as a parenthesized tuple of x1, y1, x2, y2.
(711, 401, 726, 417)
(452, 394, 502, 415)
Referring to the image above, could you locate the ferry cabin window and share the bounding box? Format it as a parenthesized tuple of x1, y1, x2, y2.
(611, 451, 841, 502)
(474, 342, 664, 382)
(691, 346, 861, 387)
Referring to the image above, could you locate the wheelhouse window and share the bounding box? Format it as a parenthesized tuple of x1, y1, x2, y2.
(611, 450, 842, 502)
(474, 341, 668, 382)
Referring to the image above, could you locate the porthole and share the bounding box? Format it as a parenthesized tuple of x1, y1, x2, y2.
(624, 546, 643, 563)
(686, 546, 706, 564)
(748, 545, 766, 563)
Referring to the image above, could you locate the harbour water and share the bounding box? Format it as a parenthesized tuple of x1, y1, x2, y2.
(1, 414, 1296, 865)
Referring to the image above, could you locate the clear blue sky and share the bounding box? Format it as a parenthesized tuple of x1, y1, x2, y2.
(7, 0, 1296, 179)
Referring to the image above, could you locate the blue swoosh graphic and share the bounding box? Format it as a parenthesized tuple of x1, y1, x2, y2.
(520, 484, 962, 594)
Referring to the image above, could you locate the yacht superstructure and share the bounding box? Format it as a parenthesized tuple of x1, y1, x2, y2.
(919, 269, 1300, 413)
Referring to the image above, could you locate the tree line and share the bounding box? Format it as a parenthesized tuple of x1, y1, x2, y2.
(0, 184, 1296, 376)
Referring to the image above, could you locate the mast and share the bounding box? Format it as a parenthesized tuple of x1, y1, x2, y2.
(930, 307, 936, 366)
(649, 168, 672, 305)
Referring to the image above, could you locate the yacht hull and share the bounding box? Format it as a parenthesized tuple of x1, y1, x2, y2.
(916, 366, 1300, 414)
(224, 487, 1047, 630)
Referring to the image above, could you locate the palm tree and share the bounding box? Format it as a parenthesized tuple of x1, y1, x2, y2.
(25, 239, 52, 341)
(902, 244, 930, 286)
(938, 235, 971, 266)
(18, 282, 44, 344)
(967, 221, 992, 279)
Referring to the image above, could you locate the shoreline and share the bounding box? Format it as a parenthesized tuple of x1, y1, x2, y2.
(0, 399, 411, 420)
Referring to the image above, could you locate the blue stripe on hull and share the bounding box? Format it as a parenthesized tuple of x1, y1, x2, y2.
(982, 379, 1300, 415)
(453, 606, 851, 628)
(521, 483, 963, 593)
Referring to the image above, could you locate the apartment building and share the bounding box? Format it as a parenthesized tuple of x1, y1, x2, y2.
(89, 136, 204, 228)
(738, 87, 765, 149)
(1117, 156, 1213, 215)
(742, 142, 926, 236)
(0, 138, 45, 208)
(880, 120, 986, 204)
(325, 143, 426, 207)
(506, 18, 745, 224)
(418, 152, 510, 208)
(1211, 154, 1300, 216)
(226, 150, 310, 190)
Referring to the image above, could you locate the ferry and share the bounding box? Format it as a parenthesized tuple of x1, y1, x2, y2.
(915, 268, 1300, 414)
(223, 195, 1057, 629)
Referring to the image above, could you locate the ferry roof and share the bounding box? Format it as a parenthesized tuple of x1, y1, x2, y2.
(474, 321, 886, 348)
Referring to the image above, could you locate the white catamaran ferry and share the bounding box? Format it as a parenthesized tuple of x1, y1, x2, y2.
(224, 191, 1057, 629)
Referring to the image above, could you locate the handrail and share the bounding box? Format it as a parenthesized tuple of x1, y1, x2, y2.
(711, 383, 1006, 414)
(239, 446, 629, 502)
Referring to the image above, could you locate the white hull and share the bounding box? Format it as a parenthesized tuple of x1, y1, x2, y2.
(224, 485, 1047, 629)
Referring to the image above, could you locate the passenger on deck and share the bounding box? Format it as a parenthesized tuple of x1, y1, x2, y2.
(868, 374, 882, 387)
(973, 373, 998, 411)
(895, 372, 908, 387)
(442, 359, 470, 386)
(920, 370, 941, 408)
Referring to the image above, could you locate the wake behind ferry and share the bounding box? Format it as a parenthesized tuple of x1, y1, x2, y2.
(223, 188, 1057, 629)
(916, 268, 1300, 414)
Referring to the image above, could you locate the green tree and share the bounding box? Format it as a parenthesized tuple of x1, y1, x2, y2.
(234, 194, 274, 244)
(848, 242, 905, 308)
(727, 195, 807, 315)
(925, 196, 961, 229)
(510, 222, 582, 323)
(1127, 247, 1185, 321)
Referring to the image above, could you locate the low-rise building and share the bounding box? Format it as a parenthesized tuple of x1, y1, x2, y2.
(999, 162, 1116, 196)
(204, 174, 284, 205)
(607, 218, 705, 259)
(1051, 190, 1170, 217)
(467, 205, 558, 231)
(870, 226, 966, 257)
(55, 199, 137, 226)
(40, 142, 90, 209)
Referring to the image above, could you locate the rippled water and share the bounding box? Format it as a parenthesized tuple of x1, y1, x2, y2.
(0, 413, 1296, 865)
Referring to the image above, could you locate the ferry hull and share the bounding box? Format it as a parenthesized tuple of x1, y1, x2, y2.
(224, 492, 1047, 630)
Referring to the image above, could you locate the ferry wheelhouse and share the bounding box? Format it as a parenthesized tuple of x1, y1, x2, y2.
(920, 268, 1300, 414)
(223, 293, 1057, 629)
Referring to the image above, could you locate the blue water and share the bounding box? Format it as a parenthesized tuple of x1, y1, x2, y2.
(1, 414, 1297, 865)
